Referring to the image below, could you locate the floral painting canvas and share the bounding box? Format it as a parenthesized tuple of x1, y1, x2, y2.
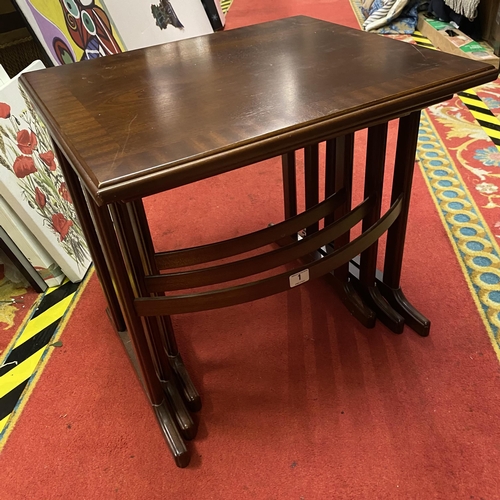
(0, 61, 91, 282)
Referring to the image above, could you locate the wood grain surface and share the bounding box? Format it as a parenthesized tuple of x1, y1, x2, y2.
(21, 16, 498, 205)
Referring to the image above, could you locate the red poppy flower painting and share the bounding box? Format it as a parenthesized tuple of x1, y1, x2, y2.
(35, 187, 46, 208)
(0, 72, 91, 278)
(16, 129, 38, 154)
(40, 151, 57, 171)
(58, 182, 72, 203)
(0, 102, 10, 118)
(52, 213, 73, 241)
(13, 155, 37, 178)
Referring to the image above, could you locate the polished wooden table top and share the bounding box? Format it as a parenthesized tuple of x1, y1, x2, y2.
(21, 16, 497, 205)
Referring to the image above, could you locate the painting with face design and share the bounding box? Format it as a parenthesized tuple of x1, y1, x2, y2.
(57, 0, 123, 60)
(13, 0, 213, 65)
(12, 0, 125, 65)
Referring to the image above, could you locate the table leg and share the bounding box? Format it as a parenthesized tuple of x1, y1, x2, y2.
(305, 144, 319, 235)
(282, 151, 297, 220)
(329, 134, 376, 328)
(350, 123, 405, 333)
(164, 317, 201, 411)
(91, 200, 190, 465)
(111, 202, 198, 441)
(324, 139, 336, 227)
(127, 200, 201, 413)
(58, 157, 189, 466)
(124, 200, 201, 412)
(55, 147, 125, 333)
(280, 142, 375, 327)
(378, 111, 431, 336)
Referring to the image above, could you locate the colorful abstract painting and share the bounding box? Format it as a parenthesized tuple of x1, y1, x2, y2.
(13, 0, 125, 65)
(14, 0, 213, 66)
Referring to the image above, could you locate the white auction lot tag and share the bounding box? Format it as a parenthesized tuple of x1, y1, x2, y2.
(289, 269, 310, 288)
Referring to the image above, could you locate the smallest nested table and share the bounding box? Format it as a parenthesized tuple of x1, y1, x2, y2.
(21, 16, 498, 467)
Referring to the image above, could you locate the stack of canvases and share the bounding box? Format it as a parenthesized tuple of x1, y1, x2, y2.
(0, 0, 223, 289)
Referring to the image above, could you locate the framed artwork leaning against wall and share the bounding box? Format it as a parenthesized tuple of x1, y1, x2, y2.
(12, 0, 213, 65)
(0, 60, 91, 282)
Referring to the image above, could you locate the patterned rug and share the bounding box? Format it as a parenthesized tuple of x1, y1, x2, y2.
(351, 0, 500, 360)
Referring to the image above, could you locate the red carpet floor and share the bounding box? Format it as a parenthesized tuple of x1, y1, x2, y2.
(2, 1, 500, 498)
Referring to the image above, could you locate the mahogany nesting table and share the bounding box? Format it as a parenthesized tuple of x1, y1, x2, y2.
(21, 16, 498, 467)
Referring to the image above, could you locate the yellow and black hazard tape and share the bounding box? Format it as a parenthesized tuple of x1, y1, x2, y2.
(411, 30, 500, 148)
(458, 89, 500, 148)
(412, 30, 437, 50)
(220, 0, 233, 14)
(0, 275, 87, 443)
